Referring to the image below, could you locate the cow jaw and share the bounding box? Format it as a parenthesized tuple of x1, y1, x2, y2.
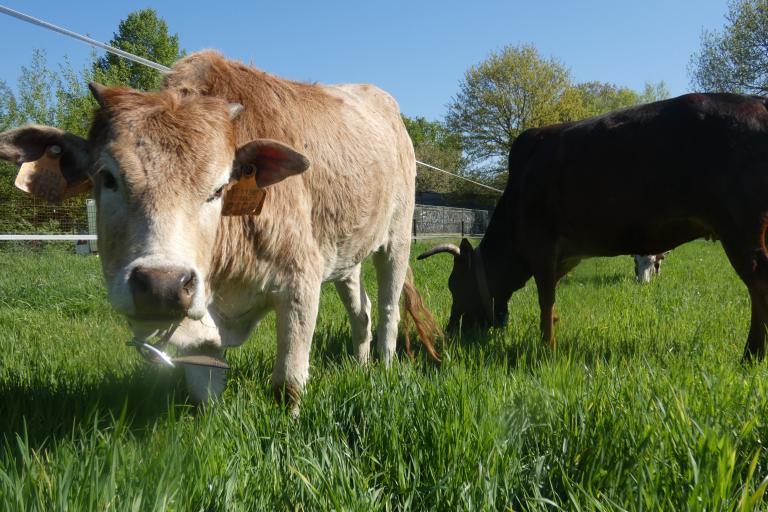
(103, 199, 226, 341)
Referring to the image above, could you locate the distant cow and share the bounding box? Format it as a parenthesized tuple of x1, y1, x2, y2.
(419, 93, 768, 360)
(633, 253, 667, 283)
(0, 51, 439, 406)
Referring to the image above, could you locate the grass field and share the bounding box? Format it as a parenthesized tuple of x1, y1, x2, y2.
(2, 239, 768, 510)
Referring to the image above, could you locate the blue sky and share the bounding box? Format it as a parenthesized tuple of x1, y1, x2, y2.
(0, 1, 728, 121)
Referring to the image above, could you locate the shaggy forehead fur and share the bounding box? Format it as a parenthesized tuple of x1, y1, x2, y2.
(88, 87, 237, 201)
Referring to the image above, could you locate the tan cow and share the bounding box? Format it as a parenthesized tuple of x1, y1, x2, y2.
(0, 51, 439, 406)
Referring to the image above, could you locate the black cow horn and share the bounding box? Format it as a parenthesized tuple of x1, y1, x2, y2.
(417, 243, 461, 260)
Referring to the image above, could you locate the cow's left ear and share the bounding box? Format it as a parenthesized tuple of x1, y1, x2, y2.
(235, 139, 309, 188)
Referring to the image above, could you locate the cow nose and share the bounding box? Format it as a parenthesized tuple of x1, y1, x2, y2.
(129, 266, 197, 319)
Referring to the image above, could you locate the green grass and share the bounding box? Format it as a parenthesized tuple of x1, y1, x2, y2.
(2, 240, 768, 510)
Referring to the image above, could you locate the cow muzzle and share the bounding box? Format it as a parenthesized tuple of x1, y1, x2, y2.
(129, 265, 198, 320)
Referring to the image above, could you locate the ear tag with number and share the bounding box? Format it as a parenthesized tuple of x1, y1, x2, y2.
(221, 164, 267, 216)
(15, 145, 68, 202)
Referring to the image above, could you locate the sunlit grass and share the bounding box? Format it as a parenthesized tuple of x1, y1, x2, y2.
(1, 240, 768, 510)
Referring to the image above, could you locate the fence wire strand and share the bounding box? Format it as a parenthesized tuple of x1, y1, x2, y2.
(0, 4, 503, 196)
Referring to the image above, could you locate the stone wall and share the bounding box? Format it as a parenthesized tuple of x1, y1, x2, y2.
(413, 204, 490, 236)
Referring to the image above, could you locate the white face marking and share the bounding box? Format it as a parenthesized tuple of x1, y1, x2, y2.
(634, 255, 658, 283)
(96, 150, 235, 345)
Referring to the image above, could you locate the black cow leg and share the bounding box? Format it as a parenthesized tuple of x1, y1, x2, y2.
(534, 272, 557, 348)
(721, 232, 768, 361)
(744, 289, 768, 361)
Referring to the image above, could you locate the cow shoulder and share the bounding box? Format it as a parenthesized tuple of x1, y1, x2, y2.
(331, 83, 401, 117)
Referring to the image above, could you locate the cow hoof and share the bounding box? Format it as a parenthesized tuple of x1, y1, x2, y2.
(273, 383, 302, 417)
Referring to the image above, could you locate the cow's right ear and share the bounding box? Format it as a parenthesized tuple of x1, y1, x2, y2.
(459, 237, 474, 269)
(0, 125, 92, 202)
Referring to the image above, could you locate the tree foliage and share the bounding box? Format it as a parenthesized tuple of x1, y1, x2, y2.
(402, 115, 466, 193)
(0, 9, 183, 233)
(93, 8, 182, 90)
(446, 44, 586, 176)
(576, 80, 670, 118)
(576, 81, 639, 118)
(690, 0, 768, 94)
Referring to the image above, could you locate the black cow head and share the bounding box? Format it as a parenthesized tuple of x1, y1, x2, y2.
(418, 238, 496, 334)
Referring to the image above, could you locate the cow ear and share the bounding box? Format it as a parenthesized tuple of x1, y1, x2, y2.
(459, 238, 474, 257)
(235, 139, 309, 188)
(458, 238, 474, 270)
(89, 82, 108, 107)
(0, 125, 92, 202)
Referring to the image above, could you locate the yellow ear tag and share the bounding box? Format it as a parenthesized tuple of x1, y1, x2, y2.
(221, 165, 267, 216)
(15, 145, 68, 202)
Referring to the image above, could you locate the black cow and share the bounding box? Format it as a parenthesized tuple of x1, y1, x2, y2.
(419, 93, 768, 360)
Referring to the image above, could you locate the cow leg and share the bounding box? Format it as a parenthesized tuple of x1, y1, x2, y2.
(373, 242, 409, 365)
(721, 235, 768, 361)
(534, 271, 557, 348)
(745, 289, 768, 360)
(532, 255, 575, 348)
(334, 264, 373, 363)
(272, 279, 322, 411)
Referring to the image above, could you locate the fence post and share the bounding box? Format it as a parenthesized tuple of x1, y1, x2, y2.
(86, 199, 98, 253)
(461, 220, 465, 238)
(412, 217, 417, 241)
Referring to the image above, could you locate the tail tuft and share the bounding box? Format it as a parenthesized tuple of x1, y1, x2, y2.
(401, 266, 441, 363)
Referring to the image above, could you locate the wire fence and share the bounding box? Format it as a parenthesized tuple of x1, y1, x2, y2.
(0, 200, 489, 249)
(0, 197, 89, 234)
(0, 198, 97, 255)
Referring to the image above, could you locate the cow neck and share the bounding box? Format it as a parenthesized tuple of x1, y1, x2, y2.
(473, 245, 495, 324)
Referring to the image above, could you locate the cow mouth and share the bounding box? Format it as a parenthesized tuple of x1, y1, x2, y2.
(125, 317, 180, 342)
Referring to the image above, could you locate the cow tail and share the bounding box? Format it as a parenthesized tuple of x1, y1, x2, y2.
(401, 266, 441, 363)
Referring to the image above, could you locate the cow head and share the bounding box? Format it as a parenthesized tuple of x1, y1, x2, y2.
(0, 83, 309, 344)
(418, 238, 497, 334)
(633, 253, 666, 283)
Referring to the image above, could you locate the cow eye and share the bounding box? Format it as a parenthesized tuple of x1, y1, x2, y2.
(100, 170, 118, 191)
(207, 184, 226, 202)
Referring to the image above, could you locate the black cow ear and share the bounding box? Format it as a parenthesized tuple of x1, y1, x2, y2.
(457, 238, 474, 271)
(459, 238, 473, 256)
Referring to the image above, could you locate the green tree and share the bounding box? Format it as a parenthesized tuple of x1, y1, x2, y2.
(576, 80, 670, 118)
(577, 82, 639, 117)
(16, 49, 58, 126)
(402, 115, 465, 193)
(446, 45, 587, 178)
(0, 9, 184, 233)
(690, 0, 768, 94)
(93, 8, 182, 90)
(55, 55, 99, 138)
(638, 81, 671, 103)
(0, 81, 19, 132)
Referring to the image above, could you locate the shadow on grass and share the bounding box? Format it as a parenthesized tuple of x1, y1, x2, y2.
(0, 366, 188, 448)
(561, 272, 629, 287)
(443, 321, 651, 373)
(307, 322, 443, 370)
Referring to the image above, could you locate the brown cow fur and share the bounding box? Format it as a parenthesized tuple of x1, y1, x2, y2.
(0, 51, 440, 406)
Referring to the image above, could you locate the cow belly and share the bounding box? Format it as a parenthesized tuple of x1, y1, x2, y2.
(558, 217, 713, 257)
